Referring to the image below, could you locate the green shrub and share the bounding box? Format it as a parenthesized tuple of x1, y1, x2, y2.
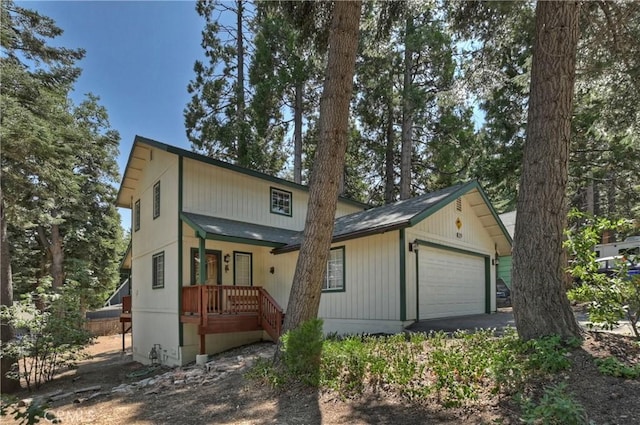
(279, 318, 324, 386)
(520, 383, 588, 425)
(0, 286, 93, 391)
(523, 335, 576, 374)
(565, 211, 639, 339)
(244, 357, 286, 388)
(594, 356, 640, 379)
(1, 395, 52, 425)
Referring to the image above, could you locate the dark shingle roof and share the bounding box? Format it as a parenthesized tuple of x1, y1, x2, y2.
(274, 182, 470, 253)
(181, 212, 299, 247)
(181, 181, 511, 255)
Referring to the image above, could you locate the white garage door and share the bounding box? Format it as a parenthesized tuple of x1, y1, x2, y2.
(418, 246, 486, 320)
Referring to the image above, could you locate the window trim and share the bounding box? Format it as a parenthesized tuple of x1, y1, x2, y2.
(153, 181, 161, 219)
(233, 251, 253, 286)
(134, 199, 141, 232)
(322, 246, 346, 293)
(152, 251, 164, 289)
(270, 187, 292, 217)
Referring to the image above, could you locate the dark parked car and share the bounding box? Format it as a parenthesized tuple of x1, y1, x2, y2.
(496, 278, 511, 308)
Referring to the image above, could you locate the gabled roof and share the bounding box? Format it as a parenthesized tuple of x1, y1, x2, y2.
(181, 212, 299, 248)
(274, 180, 512, 254)
(116, 135, 368, 209)
(120, 240, 132, 270)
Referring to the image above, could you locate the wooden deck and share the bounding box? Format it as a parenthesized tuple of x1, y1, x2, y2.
(180, 285, 285, 354)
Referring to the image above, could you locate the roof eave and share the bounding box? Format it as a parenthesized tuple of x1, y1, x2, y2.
(272, 221, 410, 255)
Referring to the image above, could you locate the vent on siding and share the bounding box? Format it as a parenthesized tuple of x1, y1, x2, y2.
(456, 197, 462, 212)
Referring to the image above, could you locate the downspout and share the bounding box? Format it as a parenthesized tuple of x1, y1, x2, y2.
(178, 157, 184, 348)
(415, 242, 420, 321)
(399, 230, 406, 322)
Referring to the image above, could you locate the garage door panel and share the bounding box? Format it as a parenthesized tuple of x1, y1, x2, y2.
(418, 247, 485, 320)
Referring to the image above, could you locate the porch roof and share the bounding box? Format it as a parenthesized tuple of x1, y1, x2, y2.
(180, 212, 299, 247)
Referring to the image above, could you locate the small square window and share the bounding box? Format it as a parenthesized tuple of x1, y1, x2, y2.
(134, 199, 141, 232)
(323, 247, 345, 292)
(152, 252, 164, 289)
(153, 181, 161, 219)
(270, 187, 292, 216)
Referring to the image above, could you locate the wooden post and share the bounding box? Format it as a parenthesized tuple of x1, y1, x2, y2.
(199, 285, 206, 355)
(257, 288, 263, 327)
(198, 237, 206, 285)
(199, 333, 205, 355)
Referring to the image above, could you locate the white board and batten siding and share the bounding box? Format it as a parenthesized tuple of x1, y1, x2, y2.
(181, 158, 363, 231)
(268, 231, 404, 335)
(130, 148, 181, 366)
(319, 231, 402, 334)
(406, 194, 497, 321)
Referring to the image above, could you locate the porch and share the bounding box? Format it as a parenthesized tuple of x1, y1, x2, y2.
(180, 285, 285, 354)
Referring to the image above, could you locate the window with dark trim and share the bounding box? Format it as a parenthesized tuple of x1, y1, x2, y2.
(322, 247, 345, 292)
(270, 187, 292, 216)
(153, 181, 161, 219)
(152, 252, 164, 289)
(233, 251, 252, 286)
(134, 199, 141, 232)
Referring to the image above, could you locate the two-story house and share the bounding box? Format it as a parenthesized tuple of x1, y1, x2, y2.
(117, 136, 511, 366)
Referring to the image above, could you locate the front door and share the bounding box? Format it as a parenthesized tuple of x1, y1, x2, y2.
(191, 249, 222, 285)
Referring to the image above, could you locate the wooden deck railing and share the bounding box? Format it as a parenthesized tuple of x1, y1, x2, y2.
(181, 285, 284, 340)
(122, 295, 132, 315)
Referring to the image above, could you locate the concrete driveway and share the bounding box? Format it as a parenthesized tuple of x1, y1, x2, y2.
(407, 308, 635, 337)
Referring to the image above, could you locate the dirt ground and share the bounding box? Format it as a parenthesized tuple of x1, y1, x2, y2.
(4, 329, 640, 425)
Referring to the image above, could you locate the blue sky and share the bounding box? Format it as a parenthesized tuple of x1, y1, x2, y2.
(26, 0, 205, 231)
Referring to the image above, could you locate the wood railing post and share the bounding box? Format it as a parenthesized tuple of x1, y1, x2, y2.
(257, 288, 263, 327)
(200, 285, 207, 327)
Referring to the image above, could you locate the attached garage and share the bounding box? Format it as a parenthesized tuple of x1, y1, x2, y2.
(417, 245, 489, 320)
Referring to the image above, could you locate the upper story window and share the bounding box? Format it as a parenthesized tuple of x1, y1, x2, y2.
(153, 181, 161, 219)
(270, 187, 292, 216)
(323, 246, 345, 292)
(152, 251, 164, 289)
(134, 199, 141, 232)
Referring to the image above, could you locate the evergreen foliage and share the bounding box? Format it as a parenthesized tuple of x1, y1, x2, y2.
(1, 0, 123, 307)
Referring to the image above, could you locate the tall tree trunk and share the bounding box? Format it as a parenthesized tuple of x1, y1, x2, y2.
(586, 177, 594, 215)
(236, 0, 247, 165)
(512, 0, 582, 341)
(293, 80, 303, 184)
(384, 100, 396, 204)
(281, 0, 361, 333)
(400, 16, 414, 200)
(37, 224, 64, 289)
(606, 170, 616, 217)
(49, 224, 64, 289)
(1, 195, 21, 392)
